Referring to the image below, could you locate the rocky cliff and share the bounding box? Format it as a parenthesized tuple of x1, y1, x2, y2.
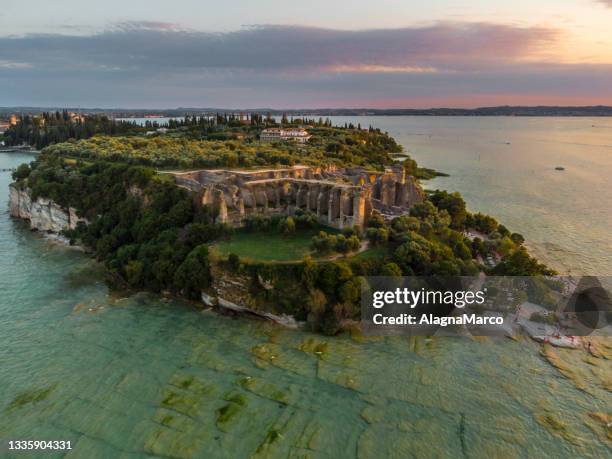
(9, 184, 87, 233)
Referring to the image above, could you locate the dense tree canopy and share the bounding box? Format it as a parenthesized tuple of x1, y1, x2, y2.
(9, 120, 554, 335)
(39, 125, 401, 170)
(16, 157, 227, 297)
(3, 111, 146, 149)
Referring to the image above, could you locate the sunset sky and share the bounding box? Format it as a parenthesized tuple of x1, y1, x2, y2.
(2, 0, 612, 108)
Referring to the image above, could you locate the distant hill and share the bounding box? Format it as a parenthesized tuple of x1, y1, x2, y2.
(2, 105, 612, 117)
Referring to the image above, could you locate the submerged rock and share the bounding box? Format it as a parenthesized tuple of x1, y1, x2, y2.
(214, 295, 299, 329)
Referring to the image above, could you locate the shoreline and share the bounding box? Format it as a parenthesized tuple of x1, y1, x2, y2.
(13, 212, 598, 350)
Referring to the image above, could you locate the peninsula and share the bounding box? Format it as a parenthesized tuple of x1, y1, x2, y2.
(6, 113, 553, 334)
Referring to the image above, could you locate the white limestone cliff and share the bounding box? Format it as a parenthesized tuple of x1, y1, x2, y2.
(9, 184, 88, 233)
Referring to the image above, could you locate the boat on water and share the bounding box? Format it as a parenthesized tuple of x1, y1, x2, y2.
(555, 166, 565, 171)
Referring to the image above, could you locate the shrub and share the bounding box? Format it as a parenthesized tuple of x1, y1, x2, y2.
(228, 253, 241, 271)
(12, 163, 31, 181)
(174, 245, 212, 300)
(279, 216, 296, 234)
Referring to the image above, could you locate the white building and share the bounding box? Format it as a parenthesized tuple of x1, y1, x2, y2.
(260, 128, 311, 143)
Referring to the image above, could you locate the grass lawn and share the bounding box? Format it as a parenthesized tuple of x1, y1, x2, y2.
(349, 245, 389, 261)
(211, 229, 321, 262)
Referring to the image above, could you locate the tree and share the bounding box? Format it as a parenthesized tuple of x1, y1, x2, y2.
(335, 234, 349, 253)
(380, 262, 402, 277)
(174, 245, 212, 299)
(429, 190, 467, 229)
(390, 216, 420, 235)
(453, 241, 472, 260)
(339, 278, 361, 304)
(12, 163, 31, 181)
(366, 227, 388, 245)
(96, 234, 118, 259)
(394, 234, 433, 275)
(228, 253, 241, 271)
(367, 213, 385, 228)
(301, 256, 318, 291)
(497, 236, 516, 257)
(497, 224, 511, 237)
(317, 261, 353, 298)
(185, 222, 225, 248)
(311, 231, 334, 254)
(510, 233, 525, 245)
(341, 225, 360, 238)
(279, 216, 296, 234)
(125, 260, 144, 286)
(326, 142, 345, 154)
(347, 235, 361, 252)
(320, 307, 341, 336)
(471, 213, 498, 234)
(471, 237, 486, 257)
(493, 248, 555, 276)
(308, 289, 327, 315)
(409, 201, 437, 220)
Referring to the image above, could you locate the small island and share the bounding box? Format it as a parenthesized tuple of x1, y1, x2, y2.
(6, 112, 553, 334)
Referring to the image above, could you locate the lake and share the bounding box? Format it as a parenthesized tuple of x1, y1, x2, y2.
(327, 116, 612, 276)
(2, 118, 610, 457)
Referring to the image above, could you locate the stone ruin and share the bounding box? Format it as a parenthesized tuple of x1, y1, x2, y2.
(168, 164, 423, 229)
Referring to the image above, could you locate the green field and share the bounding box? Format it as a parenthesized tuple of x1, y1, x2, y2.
(211, 229, 321, 262)
(349, 245, 389, 261)
(211, 229, 386, 264)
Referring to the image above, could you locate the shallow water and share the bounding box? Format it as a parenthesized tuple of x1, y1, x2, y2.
(1, 142, 610, 458)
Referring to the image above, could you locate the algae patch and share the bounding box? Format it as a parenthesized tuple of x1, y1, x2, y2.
(251, 343, 281, 367)
(584, 412, 612, 443)
(536, 411, 584, 446)
(299, 337, 329, 357)
(216, 393, 249, 431)
(5, 384, 57, 412)
(238, 376, 290, 405)
(254, 428, 284, 456)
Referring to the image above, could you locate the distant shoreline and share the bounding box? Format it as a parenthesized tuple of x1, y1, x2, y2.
(0, 149, 40, 154)
(3, 106, 612, 117)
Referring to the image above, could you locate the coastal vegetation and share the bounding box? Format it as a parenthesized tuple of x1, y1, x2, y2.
(10, 123, 554, 334)
(3, 111, 266, 148)
(5, 112, 444, 179)
(14, 157, 225, 300)
(39, 126, 401, 170)
(2, 111, 146, 149)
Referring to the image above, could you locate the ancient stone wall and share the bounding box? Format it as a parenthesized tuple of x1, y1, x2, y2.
(168, 164, 422, 229)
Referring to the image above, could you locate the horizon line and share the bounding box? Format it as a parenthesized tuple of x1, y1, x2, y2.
(3, 104, 612, 113)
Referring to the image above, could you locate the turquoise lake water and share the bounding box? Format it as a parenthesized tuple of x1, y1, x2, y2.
(1, 118, 611, 458)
